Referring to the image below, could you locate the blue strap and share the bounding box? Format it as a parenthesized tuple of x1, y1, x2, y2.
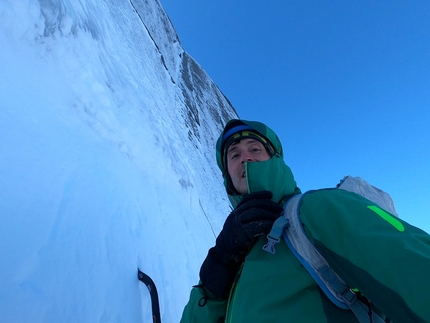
(262, 216, 289, 254)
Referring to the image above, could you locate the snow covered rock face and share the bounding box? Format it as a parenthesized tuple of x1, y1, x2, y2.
(0, 0, 237, 322)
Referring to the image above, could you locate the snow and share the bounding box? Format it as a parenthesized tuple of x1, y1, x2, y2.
(0, 0, 236, 322)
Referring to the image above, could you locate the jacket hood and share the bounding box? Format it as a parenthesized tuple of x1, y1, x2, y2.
(216, 119, 283, 169)
(216, 119, 301, 207)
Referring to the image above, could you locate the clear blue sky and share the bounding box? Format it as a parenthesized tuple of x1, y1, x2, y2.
(160, 1, 430, 231)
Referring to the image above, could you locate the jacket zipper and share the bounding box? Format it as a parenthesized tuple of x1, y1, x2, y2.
(224, 263, 244, 323)
(245, 162, 250, 194)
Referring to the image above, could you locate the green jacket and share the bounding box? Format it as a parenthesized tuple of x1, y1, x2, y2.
(181, 119, 430, 322)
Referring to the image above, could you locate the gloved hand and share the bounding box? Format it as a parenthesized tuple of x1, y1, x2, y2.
(215, 190, 284, 263)
(199, 191, 283, 299)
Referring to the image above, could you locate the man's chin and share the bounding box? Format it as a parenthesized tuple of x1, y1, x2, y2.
(232, 179, 248, 195)
(237, 185, 248, 195)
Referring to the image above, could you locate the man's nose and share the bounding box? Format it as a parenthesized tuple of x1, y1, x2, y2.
(240, 151, 254, 163)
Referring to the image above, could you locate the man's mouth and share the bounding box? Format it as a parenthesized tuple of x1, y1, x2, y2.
(241, 170, 246, 178)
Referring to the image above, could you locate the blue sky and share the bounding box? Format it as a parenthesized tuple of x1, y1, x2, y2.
(161, 1, 430, 231)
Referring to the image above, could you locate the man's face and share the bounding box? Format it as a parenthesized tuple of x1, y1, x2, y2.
(226, 138, 271, 194)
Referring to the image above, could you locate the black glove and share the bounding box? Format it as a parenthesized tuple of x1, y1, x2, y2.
(199, 191, 283, 299)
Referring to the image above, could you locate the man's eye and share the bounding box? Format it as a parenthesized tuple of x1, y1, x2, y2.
(251, 147, 261, 153)
(230, 153, 239, 160)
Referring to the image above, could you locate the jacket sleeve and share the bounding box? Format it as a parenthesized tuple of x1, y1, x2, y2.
(300, 188, 430, 323)
(180, 282, 227, 323)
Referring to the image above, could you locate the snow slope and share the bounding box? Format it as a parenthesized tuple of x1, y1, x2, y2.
(0, 0, 237, 322)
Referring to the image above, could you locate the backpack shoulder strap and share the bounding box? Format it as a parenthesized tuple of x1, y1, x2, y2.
(263, 192, 386, 323)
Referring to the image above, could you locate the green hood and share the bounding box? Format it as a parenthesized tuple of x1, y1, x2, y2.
(216, 119, 301, 207)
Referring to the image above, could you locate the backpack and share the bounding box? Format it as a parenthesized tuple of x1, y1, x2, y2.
(263, 176, 397, 323)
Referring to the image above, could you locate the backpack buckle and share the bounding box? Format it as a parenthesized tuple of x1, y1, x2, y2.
(262, 217, 289, 254)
